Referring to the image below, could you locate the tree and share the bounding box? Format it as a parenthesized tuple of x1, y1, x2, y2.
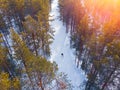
(22, 14, 53, 57)
(0, 72, 11, 90)
(0, 72, 20, 90)
(11, 29, 71, 90)
(59, 0, 120, 90)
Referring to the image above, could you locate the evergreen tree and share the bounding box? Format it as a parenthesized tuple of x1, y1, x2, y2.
(11, 29, 71, 90)
(0, 72, 20, 90)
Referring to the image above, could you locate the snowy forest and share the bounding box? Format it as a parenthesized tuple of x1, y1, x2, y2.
(0, 0, 120, 90)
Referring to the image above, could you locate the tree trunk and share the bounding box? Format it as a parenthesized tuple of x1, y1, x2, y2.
(32, 33, 38, 56)
(101, 67, 116, 90)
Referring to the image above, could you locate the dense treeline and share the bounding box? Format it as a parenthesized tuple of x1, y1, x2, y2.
(0, 0, 72, 90)
(59, 0, 120, 90)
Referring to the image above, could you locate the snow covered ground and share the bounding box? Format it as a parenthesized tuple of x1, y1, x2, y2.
(49, 0, 86, 90)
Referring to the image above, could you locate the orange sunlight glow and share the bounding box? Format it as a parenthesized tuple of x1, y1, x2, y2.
(85, 0, 120, 23)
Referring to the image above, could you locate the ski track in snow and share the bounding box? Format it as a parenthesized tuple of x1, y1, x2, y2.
(49, 0, 86, 90)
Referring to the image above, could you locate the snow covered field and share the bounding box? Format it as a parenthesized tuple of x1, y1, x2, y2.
(49, 0, 86, 89)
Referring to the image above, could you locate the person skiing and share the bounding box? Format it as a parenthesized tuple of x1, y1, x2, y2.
(61, 53, 64, 56)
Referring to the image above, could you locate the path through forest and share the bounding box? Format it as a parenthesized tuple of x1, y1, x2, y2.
(49, 0, 86, 89)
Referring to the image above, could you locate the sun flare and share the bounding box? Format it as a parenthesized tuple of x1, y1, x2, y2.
(85, 0, 120, 21)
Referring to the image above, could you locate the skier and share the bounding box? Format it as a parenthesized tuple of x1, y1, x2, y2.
(61, 53, 64, 56)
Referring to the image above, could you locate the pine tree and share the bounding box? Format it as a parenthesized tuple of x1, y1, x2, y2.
(11, 28, 72, 90)
(0, 72, 11, 90)
(22, 14, 53, 57)
(0, 72, 20, 90)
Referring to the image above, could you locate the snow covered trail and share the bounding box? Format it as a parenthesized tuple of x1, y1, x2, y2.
(49, 0, 86, 89)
